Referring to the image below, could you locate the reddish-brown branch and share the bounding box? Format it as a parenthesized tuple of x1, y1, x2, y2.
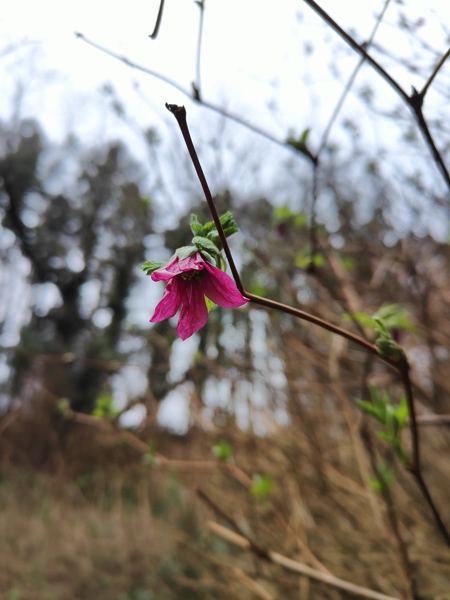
(167, 102, 450, 547)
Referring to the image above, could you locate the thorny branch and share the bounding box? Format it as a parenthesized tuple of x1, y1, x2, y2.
(166, 103, 450, 547)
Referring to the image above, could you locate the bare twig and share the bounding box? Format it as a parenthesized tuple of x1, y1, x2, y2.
(74, 33, 313, 163)
(149, 0, 166, 39)
(416, 414, 450, 426)
(398, 361, 450, 546)
(318, 0, 392, 155)
(419, 47, 450, 98)
(206, 521, 402, 600)
(194, 0, 205, 99)
(302, 0, 450, 193)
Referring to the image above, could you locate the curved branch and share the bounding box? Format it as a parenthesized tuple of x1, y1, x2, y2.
(74, 32, 315, 164)
(303, 0, 450, 194)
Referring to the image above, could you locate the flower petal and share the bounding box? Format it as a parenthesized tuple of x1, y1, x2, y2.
(150, 278, 183, 322)
(176, 280, 208, 340)
(201, 262, 249, 308)
(151, 252, 205, 282)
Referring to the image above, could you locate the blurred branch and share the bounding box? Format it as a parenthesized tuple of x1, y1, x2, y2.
(399, 361, 450, 546)
(318, 0, 392, 155)
(416, 414, 450, 425)
(303, 0, 450, 194)
(194, 0, 205, 99)
(419, 47, 450, 98)
(74, 33, 316, 164)
(149, 0, 166, 39)
(206, 520, 402, 600)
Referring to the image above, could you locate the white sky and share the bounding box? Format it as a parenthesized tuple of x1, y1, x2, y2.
(2, 1, 449, 163)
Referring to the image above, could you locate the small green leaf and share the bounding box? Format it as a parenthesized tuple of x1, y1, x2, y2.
(205, 296, 215, 313)
(341, 257, 356, 271)
(394, 395, 409, 429)
(344, 312, 376, 328)
(93, 392, 119, 418)
(355, 398, 385, 423)
(251, 474, 273, 498)
(294, 213, 307, 228)
(190, 214, 204, 235)
(212, 440, 233, 461)
(375, 304, 419, 335)
(56, 397, 72, 418)
(141, 260, 167, 275)
(377, 431, 395, 444)
(219, 211, 239, 237)
(273, 205, 294, 224)
(376, 338, 406, 360)
(200, 250, 215, 264)
(175, 245, 197, 260)
(286, 133, 316, 162)
(192, 236, 220, 256)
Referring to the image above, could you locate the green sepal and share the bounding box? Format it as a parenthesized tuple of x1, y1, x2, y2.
(190, 214, 203, 235)
(216, 254, 227, 272)
(200, 250, 215, 264)
(376, 337, 406, 360)
(175, 245, 197, 260)
(204, 296, 215, 313)
(141, 260, 167, 275)
(192, 236, 220, 257)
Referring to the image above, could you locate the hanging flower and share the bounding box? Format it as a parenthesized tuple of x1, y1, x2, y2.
(149, 252, 248, 340)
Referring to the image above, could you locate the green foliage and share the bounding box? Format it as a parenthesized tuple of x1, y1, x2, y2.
(175, 246, 197, 260)
(204, 297, 215, 313)
(295, 246, 325, 269)
(273, 205, 307, 228)
(140, 260, 167, 275)
(251, 474, 273, 498)
(92, 392, 119, 418)
(143, 441, 157, 465)
(369, 463, 395, 495)
(347, 304, 418, 335)
(286, 128, 316, 163)
(189, 211, 239, 240)
(375, 304, 419, 334)
(355, 386, 409, 463)
(56, 397, 72, 418)
(212, 440, 233, 462)
(340, 256, 357, 271)
(192, 236, 220, 257)
(373, 317, 406, 360)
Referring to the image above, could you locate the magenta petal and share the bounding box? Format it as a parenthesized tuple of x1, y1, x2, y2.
(150, 278, 183, 322)
(151, 252, 204, 281)
(176, 281, 208, 340)
(201, 262, 249, 308)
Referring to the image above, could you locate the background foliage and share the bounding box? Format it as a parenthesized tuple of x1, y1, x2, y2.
(1, 1, 450, 599)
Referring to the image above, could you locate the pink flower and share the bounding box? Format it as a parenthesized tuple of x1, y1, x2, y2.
(150, 252, 248, 340)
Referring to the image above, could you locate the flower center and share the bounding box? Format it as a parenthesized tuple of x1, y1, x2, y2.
(181, 270, 202, 282)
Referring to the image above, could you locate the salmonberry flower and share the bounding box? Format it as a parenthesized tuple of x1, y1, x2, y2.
(149, 252, 248, 340)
